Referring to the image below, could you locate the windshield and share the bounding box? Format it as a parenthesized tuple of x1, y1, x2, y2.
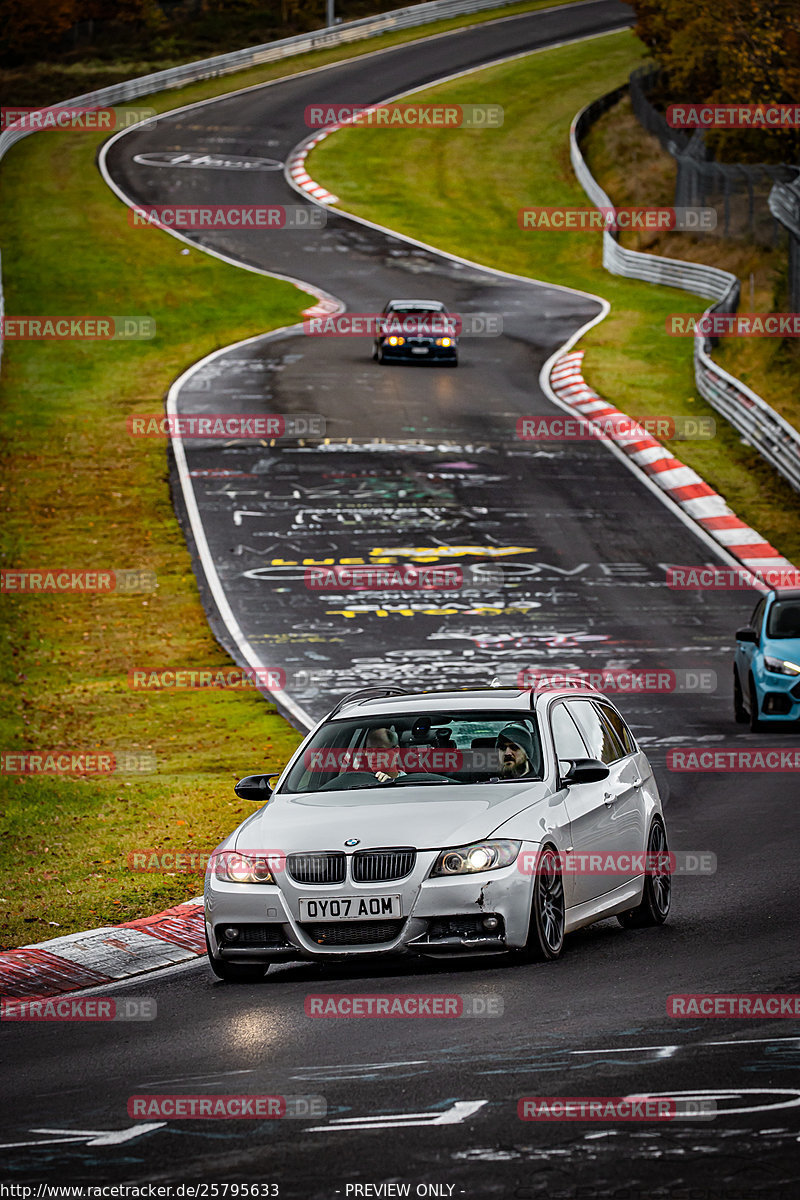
(387, 304, 446, 314)
(281, 711, 543, 794)
(767, 600, 800, 640)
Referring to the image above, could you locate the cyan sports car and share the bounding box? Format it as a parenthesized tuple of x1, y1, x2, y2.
(734, 588, 800, 730)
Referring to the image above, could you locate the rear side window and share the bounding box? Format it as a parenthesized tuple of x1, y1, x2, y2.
(567, 700, 622, 765)
(550, 702, 590, 762)
(596, 703, 636, 756)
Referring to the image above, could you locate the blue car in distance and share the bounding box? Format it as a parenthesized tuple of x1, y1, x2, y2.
(734, 589, 800, 731)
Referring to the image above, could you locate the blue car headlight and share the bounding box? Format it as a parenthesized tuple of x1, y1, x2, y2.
(430, 839, 521, 877)
(763, 655, 800, 677)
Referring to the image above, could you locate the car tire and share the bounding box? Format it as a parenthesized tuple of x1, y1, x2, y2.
(733, 669, 748, 723)
(205, 931, 269, 982)
(516, 845, 565, 961)
(617, 819, 671, 929)
(748, 677, 764, 733)
(376, 346, 386, 364)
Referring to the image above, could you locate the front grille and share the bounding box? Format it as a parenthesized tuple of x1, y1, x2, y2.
(791, 679, 800, 701)
(352, 848, 416, 882)
(303, 920, 404, 946)
(215, 923, 290, 948)
(287, 852, 346, 884)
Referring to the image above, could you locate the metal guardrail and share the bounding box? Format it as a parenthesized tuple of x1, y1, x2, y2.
(570, 91, 800, 495)
(769, 177, 800, 311)
(0, 0, 516, 161)
(0, 0, 519, 366)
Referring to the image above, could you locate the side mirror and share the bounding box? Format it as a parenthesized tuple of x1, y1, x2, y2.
(735, 627, 758, 644)
(560, 758, 610, 785)
(234, 774, 274, 802)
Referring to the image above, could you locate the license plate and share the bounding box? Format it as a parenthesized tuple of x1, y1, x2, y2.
(298, 894, 401, 921)
(411, 346, 429, 354)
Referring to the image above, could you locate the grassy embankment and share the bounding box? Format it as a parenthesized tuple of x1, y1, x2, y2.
(309, 28, 800, 559)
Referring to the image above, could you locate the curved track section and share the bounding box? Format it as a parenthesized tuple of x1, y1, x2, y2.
(99, 1, 652, 729)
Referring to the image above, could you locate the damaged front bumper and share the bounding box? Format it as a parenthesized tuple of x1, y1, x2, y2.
(204, 846, 536, 962)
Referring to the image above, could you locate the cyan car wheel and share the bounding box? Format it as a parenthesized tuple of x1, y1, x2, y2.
(517, 846, 565, 961)
(617, 819, 671, 928)
(205, 931, 269, 982)
(748, 677, 765, 733)
(733, 669, 748, 724)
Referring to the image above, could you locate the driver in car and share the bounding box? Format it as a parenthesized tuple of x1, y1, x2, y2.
(496, 723, 536, 778)
(364, 725, 405, 783)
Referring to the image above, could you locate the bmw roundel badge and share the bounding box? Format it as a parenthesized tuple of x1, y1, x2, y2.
(344, 838, 360, 847)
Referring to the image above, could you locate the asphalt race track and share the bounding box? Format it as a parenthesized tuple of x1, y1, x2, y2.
(3, 2, 799, 1196)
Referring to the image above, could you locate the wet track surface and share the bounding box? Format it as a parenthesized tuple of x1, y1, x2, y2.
(4, 2, 799, 1195)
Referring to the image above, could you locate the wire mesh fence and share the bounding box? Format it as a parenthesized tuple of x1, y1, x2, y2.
(629, 66, 798, 246)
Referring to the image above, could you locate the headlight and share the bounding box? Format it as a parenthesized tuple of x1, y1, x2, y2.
(387, 336, 405, 346)
(435, 337, 453, 346)
(763, 655, 800, 676)
(430, 839, 521, 877)
(213, 851, 276, 884)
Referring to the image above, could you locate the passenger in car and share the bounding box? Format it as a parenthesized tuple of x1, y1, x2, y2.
(496, 724, 536, 778)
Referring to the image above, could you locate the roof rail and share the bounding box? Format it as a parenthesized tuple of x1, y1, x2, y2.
(527, 676, 602, 705)
(327, 686, 410, 718)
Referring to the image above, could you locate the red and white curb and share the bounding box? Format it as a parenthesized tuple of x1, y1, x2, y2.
(0, 899, 205, 1000)
(287, 126, 341, 205)
(301, 296, 341, 318)
(549, 350, 796, 579)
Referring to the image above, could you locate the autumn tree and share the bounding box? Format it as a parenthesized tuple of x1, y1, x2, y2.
(631, 0, 800, 163)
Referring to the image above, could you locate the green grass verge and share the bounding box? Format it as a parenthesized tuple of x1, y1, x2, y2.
(0, 122, 309, 949)
(309, 28, 800, 562)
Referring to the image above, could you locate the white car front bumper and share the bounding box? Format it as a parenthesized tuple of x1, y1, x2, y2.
(204, 845, 537, 961)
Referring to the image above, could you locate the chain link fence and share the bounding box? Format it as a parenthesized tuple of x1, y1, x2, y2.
(629, 66, 798, 245)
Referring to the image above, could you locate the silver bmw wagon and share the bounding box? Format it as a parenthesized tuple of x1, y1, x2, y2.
(204, 684, 670, 980)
